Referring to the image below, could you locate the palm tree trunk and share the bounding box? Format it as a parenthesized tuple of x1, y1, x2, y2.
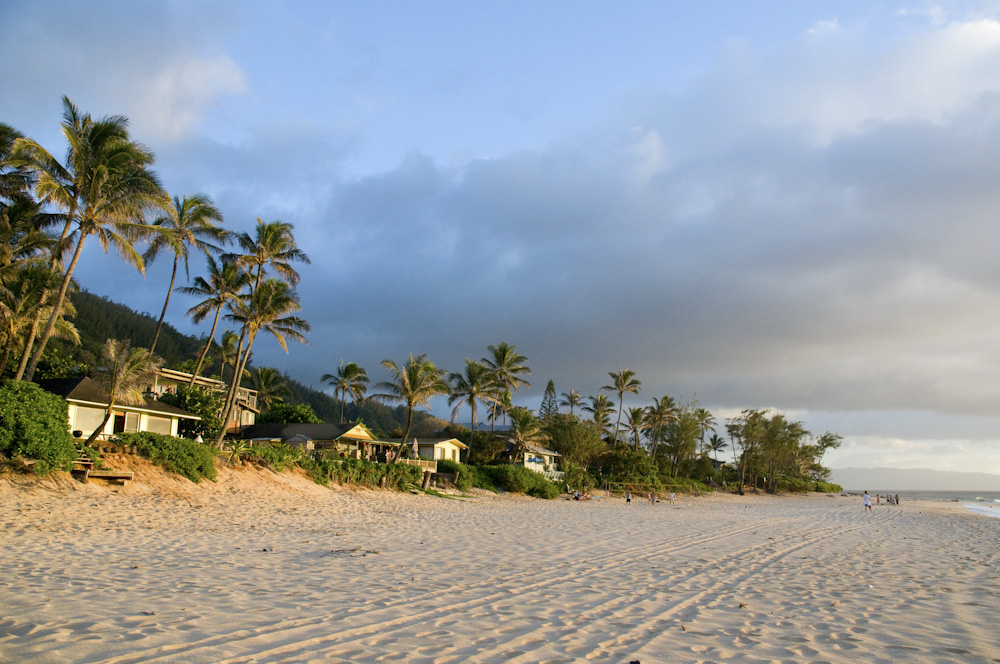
(188, 306, 222, 386)
(150, 256, 178, 354)
(613, 396, 624, 446)
(396, 405, 414, 462)
(215, 328, 253, 447)
(23, 233, 88, 382)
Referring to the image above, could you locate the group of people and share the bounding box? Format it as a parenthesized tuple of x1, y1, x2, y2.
(624, 491, 676, 506)
(863, 490, 900, 511)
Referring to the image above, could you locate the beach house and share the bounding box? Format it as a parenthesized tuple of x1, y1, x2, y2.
(145, 368, 259, 433)
(38, 377, 201, 440)
(502, 442, 564, 481)
(237, 422, 395, 459)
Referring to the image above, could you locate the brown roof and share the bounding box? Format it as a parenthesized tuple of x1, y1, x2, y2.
(37, 377, 201, 420)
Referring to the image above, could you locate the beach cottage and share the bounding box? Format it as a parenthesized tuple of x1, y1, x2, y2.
(237, 422, 395, 459)
(38, 377, 201, 440)
(502, 442, 564, 481)
(384, 437, 468, 464)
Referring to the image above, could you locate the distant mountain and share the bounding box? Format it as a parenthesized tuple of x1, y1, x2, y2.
(830, 467, 1000, 491)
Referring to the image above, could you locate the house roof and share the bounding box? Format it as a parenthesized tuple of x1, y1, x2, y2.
(238, 421, 382, 442)
(384, 437, 469, 450)
(508, 442, 561, 457)
(37, 377, 201, 420)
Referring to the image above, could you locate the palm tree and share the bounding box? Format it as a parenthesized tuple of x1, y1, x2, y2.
(84, 339, 164, 446)
(321, 360, 370, 423)
(625, 406, 647, 451)
(143, 194, 228, 354)
(483, 341, 531, 393)
(215, 329, 242, 383)
(506, 406, 548, 463)
(707, 432, 727, 463)
(646, 395, 678, 457)
(693, 407, 717, 456)
(373, 354, 448, 455)
(602, 368, 641, 446)
(215, 278, 310, 446)
(179, 255, 249, 385)
(583, 394, 615, 435)
(0, 265, 56, 376)
(447, 358, 495, 436)
(229, 217, 310, 290)
(482, 341, 530, 426)
(250, 366, 291, 412)
(13, 97, 168, 382)
(559, 389, 583, 416)
(487, 389, 512, 432)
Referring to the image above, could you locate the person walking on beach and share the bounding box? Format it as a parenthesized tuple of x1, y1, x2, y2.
(863, 491, 872, 512)
(895, 494, 900, 505)
(649, 491, 656, 506)
(669, 492, 676, 505)
(625, 492, 631, 506)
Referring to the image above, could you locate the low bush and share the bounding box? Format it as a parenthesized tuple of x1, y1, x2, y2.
(303, 455, 423, 490)
(478, 464, 561, 499)
(436, 459, 477, 491)
(0, 381, 78, 476)
(247, 443, 304, 472)
(813, 480, 843, 493)
(114, 432, 217, 483)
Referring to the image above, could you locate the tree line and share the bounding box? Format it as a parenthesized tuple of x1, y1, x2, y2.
(1, 97, 841, 492)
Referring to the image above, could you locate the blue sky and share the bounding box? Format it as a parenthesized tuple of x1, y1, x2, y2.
(5, 1, 1000, 474)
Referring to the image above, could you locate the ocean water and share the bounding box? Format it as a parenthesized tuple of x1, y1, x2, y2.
(854, 490, 1000, 519)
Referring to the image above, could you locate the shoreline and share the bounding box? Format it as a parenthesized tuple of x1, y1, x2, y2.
(3, 460, 998, 663)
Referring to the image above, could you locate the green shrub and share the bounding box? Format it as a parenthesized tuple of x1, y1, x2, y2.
(248, 443, 304, 472)
(813, 481, 843, 493)
(436, 459, 477, 491)
(478, 464, 561, 499)
(0, 381, 78, 475)
(304, 456, 423, 490)
(114, 432, 217, 483)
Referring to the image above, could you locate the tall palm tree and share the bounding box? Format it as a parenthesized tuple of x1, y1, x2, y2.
(250, 366, 291, 412)
(13, 97, 167, 381)
(646, 395, 678, 458)
(693, 407, 717, 456)
(583, 394, 615, 435)
(559, 389, 583, 416)
(215, 278, 310, 446)
(482, 341, 530, 427)
(506, 406, 548, 464)
(602, 368, 641, 446)
(144, 194, 228, 354)
(374, 354, 448, 455)
(321, 360, 370, 423)
(447, 358, 495, 436)
(625, 406, 647, 451)
(487, 389, 512, 432)
(229, 217, 310, 290)
(84, 339, 164, 446)
(178, 255, 249, 385)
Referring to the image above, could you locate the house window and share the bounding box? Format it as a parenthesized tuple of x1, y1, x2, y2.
(113, 412, 140, 434)
(147, 416, 172, 435)
(75, 406, 107, 433)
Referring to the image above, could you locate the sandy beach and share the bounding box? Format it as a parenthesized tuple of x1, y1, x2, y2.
(2, 457, 998, 664)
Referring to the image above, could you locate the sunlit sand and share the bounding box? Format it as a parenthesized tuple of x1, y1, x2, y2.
(2, 457, 998, 663)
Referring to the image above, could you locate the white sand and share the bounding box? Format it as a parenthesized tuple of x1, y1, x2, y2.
(2, 456, 999, 663)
